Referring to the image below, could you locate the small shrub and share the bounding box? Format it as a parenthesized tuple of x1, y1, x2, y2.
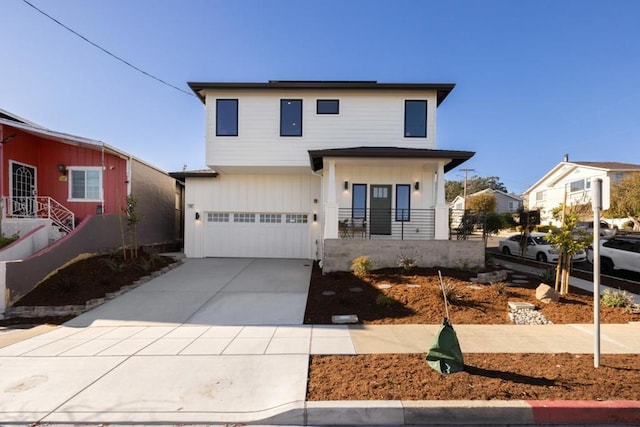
(376, 294, 395, 307)
(351, 256, 373, 276)
(102, 255, 125, 273)
(489, 282, 507, 296)
(0, 232, 19, 249)
(434, 282, 460, 303)
(137, 257, 155, 273)
(539, 268, 556, 285)
(398, 250, 418, 272)
(601, 289, 634, 308)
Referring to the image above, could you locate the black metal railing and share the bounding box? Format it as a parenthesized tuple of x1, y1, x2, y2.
(338, 208, 435, 240)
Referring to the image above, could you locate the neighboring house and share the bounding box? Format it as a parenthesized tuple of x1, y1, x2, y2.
(182, 80, 477, 269)
(450, 189, 523, 213)
(0, 108, 181, 314)
(522, 155, 640, 226)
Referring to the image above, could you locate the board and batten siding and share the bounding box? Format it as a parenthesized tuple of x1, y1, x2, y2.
(184, 174, 321, 258)
(204, 89, 438, 170)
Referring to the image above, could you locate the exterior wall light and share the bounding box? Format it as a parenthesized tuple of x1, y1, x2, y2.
(195, 212, 201, 221)
(57, 163, 67, 176)
(414, 181, 420, 191)
(344, 181, 349, 190)
(313, 213, 317, 222)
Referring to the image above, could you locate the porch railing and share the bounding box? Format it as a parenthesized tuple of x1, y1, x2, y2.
(338, 208, 435, 240)
(3, 196, 75, 234)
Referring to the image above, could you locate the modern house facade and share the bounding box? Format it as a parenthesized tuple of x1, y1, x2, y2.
(183, 81, 476, 267)
(522, 156, 640, 226)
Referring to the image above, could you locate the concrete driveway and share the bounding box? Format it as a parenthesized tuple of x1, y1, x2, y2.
(0, 258, 335, 425)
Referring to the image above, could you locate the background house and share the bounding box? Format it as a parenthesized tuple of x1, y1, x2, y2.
(522, 155, 640, 227)
(183, 81, 480, 271)
(450, 188, 523, 213)
(0, 109, 180, 314)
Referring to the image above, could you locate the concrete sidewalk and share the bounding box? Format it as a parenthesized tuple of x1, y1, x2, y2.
(1, 258, 639, 426)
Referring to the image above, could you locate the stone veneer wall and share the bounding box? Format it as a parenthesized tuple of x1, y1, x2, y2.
(322, 239, 485, 273)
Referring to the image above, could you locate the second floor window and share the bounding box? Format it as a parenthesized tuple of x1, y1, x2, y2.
(404, 100, 427, 137)
(280, 99, 302, 136)
(69, 167, 102, 201)
(317, 99, 339, 114)
(216, 99, 238, 136)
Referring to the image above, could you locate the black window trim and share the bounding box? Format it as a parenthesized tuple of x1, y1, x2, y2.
(280, 99, 303, 137)
(404, 99, 428, 138)
(395, 184, 411, 221)
(215, 98, 238, 137)
(352, 183, 367, 219)
(316, 99, 340, 115)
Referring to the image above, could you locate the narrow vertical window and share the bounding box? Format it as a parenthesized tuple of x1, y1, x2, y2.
(404, 100, 427, 137)
(216, 99, 238, 136)
(280, 99, 302, 136)
(396, 184, 410, 221)
(352, 184, 367, 219)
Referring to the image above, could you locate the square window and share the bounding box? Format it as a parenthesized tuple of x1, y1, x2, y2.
(317, 99, 339, 114)
(280, 99, 302, 136)
(404, 100, 427, 138)
(216, 99, 238, 136)
(69, 168, 102, 201)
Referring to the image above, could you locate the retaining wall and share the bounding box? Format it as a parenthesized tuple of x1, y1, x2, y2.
(322, 239, 485, 273)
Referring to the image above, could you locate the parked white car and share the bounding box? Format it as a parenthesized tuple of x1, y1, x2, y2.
(575, 221, 617, 237)
(499, 232, 587, 263)
(586, 235, 640, 274)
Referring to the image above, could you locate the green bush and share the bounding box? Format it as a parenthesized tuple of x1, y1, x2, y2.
(601, 289, 634, 308)
(376, 294, 395, 307)
(351, 255, 373, 276)
(0, 232, 19, 249)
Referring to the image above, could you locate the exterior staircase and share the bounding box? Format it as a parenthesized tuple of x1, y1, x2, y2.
(4, 196, 75, 234)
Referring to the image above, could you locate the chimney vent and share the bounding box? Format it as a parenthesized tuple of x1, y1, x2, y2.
(563, 154, 569, 162)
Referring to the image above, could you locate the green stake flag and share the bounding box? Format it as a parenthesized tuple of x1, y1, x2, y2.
(426, 317, 464, 374)
(426, 271, 464, 374)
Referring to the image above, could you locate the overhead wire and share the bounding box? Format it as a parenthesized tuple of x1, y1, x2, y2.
(21, 0, 196, 98)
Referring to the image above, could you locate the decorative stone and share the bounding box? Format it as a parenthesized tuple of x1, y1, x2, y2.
(467, 285, 483, 290)
(508, 301, 536, 311)
(511, 274, 528, 279)
(377, 284, 392, 289)
(536, 283, 559, 304)
(332, 314, 359, 324)
(322, 291, 336, 296)
(407, 284, 421, 288)
(511, 279, 529, 284)
(349, 287, 363, 293)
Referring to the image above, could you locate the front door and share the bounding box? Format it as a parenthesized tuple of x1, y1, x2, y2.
(370, 185, 391, 235)
(10, 161, 37, 217)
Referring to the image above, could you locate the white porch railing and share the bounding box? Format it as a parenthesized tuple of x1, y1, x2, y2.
(3, 196, 75, 234)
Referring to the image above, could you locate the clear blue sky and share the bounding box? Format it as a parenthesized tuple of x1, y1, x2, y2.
(2, 0, 639, 194)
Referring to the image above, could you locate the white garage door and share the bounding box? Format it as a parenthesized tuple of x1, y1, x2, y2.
(204, 212, 310, 258)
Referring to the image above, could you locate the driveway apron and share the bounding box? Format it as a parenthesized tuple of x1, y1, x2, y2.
(0, 258, 315, 425)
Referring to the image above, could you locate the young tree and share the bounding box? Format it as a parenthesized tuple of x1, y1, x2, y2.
(466, 193, 497, 212)
(607, 173, 640, 230)
(546, 206, 590, 295)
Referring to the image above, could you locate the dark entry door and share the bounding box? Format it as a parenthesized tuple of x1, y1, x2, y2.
(370, 185, 391, 235)
(11, 162, 36, 216)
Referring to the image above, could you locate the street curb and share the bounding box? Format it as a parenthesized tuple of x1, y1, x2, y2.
(297, 400, 640, 425)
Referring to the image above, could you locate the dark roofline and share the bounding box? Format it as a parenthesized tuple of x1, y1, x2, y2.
(308, 147, 475, 172)
(169, 170, 218, 180)
(188, 81, 455, 106)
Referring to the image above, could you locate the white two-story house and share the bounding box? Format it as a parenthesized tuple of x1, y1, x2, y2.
(523, 155, 640, 226)
(183, 81, 475, 267)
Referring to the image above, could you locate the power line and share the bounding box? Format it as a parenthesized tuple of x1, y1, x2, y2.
(21, 0, 195, 98)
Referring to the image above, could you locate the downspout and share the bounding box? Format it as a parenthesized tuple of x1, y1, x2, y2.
(101, 145, 105, 214)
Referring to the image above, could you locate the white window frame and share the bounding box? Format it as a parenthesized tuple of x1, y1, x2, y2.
(68, 166, 103, 202)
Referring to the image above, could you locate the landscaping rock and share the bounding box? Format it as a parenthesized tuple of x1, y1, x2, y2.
(536, 283, 559, 304)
